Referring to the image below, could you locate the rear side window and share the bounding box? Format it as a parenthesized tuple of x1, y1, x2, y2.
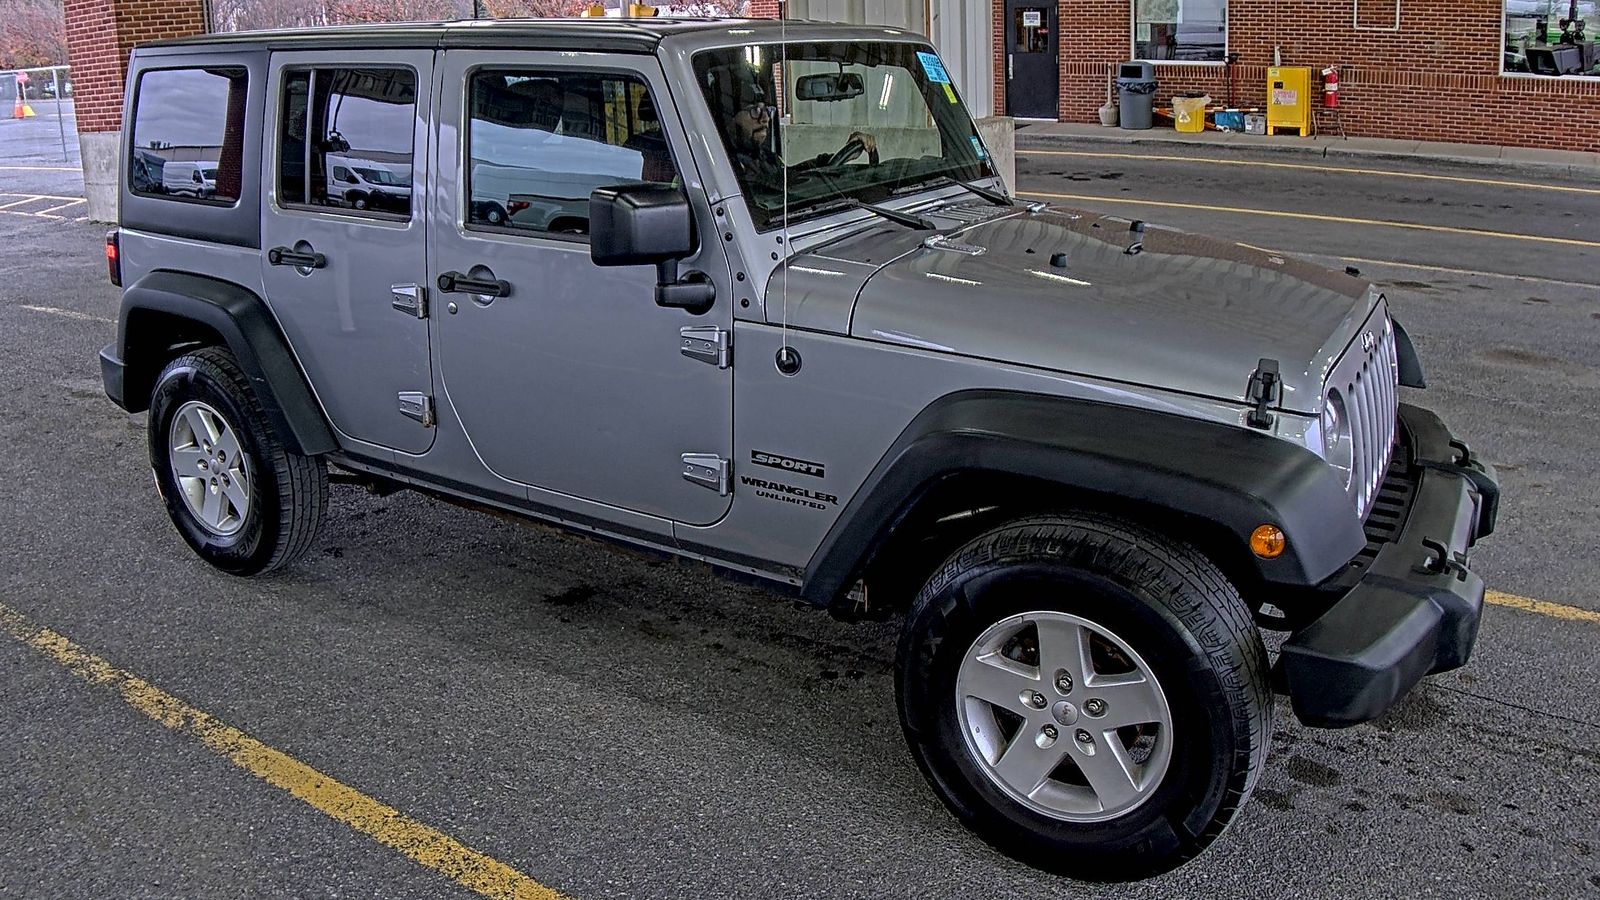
(277, 67, 417, 219)
(128, 67, 248, 204)
(466, 69, 679, 238)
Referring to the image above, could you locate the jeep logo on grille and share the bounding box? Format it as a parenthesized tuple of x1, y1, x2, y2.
(751, 450, 826, 479)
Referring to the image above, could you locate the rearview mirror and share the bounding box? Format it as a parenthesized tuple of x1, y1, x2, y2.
(590, 183, 715, 314)
(794, 72, 866, 102)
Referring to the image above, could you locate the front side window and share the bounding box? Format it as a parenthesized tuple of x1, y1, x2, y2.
(276, 67, 417, 217)
(1134, 0, 1227, 62)
(466, 69, 679, 237)
(1503, 0, 1599, 74)
(693, 42, 995, 231)
(129, 67, 248, 203)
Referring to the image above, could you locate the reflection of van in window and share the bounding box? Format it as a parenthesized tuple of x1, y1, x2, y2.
(161, 161, 218, 197)
(326, 156, 411, 212)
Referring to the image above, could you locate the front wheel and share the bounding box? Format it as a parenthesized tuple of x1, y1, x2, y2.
(148, 347, 328, 575)
(897, 514, 1272, 881)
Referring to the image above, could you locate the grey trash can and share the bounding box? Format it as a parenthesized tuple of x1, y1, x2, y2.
(1116, 62, 1157, 130)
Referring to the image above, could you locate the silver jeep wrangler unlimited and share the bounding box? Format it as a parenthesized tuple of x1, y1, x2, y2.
(100, 18, 1498, 880)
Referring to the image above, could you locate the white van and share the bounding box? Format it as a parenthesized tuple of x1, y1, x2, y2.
(160, 161, 218, 197)
(325, 156, 411, 212)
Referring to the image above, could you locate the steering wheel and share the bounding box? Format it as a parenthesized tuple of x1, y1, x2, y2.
(827, 138, 880, 168)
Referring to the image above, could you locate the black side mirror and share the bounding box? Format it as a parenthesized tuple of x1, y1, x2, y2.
(590, 183, 715, 314)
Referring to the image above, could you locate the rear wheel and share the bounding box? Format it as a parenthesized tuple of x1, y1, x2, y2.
(897, 514, 1271, 881)
(148, 347, 327, 575)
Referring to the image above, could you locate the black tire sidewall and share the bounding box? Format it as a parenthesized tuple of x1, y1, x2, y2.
(148, 354, 286, 575)
(899, 556, 1244, 879)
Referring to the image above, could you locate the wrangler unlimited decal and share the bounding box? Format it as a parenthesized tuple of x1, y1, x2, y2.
(739, 475, 839, 509)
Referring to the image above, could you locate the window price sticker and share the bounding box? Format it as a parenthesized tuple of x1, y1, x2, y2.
(918, 51, 952, 84)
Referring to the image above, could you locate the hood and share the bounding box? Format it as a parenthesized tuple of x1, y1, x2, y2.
(774, 204, 1378, 414)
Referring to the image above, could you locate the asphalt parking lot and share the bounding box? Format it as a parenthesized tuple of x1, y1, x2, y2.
(2, 131, 1598, 898)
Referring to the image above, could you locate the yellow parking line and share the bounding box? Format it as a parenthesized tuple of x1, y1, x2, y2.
(1486, 591, 1600, 624)
(0, 602, 567, 900)
(1017, 149, 1600, 195)
(1018, 190, 1600, 249)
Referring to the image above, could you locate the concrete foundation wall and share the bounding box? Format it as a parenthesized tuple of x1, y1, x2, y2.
(975, 114, 1015, 193)
(79, 130, 119, 223)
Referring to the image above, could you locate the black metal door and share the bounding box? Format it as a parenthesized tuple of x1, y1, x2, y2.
(1004, 1, 1059, 119)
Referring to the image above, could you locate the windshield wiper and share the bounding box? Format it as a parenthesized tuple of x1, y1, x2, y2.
(769, 197, 937, 231)
(894, 175, 1013, 207)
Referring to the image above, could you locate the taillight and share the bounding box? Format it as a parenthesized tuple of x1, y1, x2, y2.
(105, 230, 121, 287)
(507, 200, 530, 217)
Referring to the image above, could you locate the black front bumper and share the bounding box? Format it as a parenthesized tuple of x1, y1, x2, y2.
(1279, 403, 1499, 728)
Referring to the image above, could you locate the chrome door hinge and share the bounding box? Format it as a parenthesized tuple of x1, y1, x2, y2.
(392, 283, 428, 318)
(398, 391, 435, 428)
(681, 453, 731, 495)
(680, 326, 731, 369)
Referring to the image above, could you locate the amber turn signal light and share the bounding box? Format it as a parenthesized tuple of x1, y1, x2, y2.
(1250, 524, 1286, 559)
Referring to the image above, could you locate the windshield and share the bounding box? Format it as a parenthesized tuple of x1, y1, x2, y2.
(355, 167, 402, 185)
(693, 42, 995, 230)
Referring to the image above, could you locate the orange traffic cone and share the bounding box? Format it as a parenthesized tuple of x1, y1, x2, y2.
(13, 96, 33, 118)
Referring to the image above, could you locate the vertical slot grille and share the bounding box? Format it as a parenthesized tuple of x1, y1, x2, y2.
(1331, 309, 1399, 518)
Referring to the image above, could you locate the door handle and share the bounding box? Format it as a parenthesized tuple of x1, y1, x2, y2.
(437, 270, 511, 298)
(267, 246, 327, 269)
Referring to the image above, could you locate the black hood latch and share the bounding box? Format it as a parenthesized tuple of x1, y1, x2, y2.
(1246, 358, 1281, 430)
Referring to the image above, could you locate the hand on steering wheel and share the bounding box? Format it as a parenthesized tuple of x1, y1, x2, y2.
(828, 132, 881, 168)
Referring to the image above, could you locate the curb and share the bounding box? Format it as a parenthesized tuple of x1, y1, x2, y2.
(1015, 126, 1600, 178)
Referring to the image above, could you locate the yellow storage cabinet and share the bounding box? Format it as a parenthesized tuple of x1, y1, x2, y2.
(1266, 66, 1312, 136)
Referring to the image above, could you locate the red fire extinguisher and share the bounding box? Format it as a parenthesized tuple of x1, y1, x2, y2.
(1321, 66, 1340, 108)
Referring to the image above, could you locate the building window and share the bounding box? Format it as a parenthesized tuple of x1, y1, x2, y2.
(1134, 0, 1227, 62)
(465, 70, 679, 238)
(1504, 0, 1599, 75)
(276, 67, 417, 218)
(128, 67, 248, 204)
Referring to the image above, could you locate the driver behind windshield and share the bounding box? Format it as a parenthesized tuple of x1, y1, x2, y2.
(709, 65, 876, 185)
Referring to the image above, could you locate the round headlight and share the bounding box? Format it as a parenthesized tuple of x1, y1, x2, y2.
(1322, 390, 1354, 489)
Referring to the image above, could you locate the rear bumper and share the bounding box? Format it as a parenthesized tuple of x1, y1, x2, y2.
(100, 343, 129, 411)
(1280, 403, 1499, 728)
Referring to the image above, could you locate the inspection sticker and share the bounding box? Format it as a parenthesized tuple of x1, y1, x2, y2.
(970, 136, 988, 159)
(918, 51, 952, 85)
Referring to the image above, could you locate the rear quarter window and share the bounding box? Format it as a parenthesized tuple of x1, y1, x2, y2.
(129, 67, 249, 205)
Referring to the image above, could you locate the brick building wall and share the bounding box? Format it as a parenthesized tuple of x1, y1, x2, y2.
(993, 0, 1600, 152)
(64, 0, 207, 134)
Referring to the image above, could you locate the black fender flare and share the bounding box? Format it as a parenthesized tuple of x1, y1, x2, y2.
(106, 270, 337, 456)
(1392, 316, 1426, 389)
(800, 390, 1368, 607)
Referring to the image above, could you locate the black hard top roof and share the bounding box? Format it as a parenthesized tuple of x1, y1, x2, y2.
(137, 17, 870, 55)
